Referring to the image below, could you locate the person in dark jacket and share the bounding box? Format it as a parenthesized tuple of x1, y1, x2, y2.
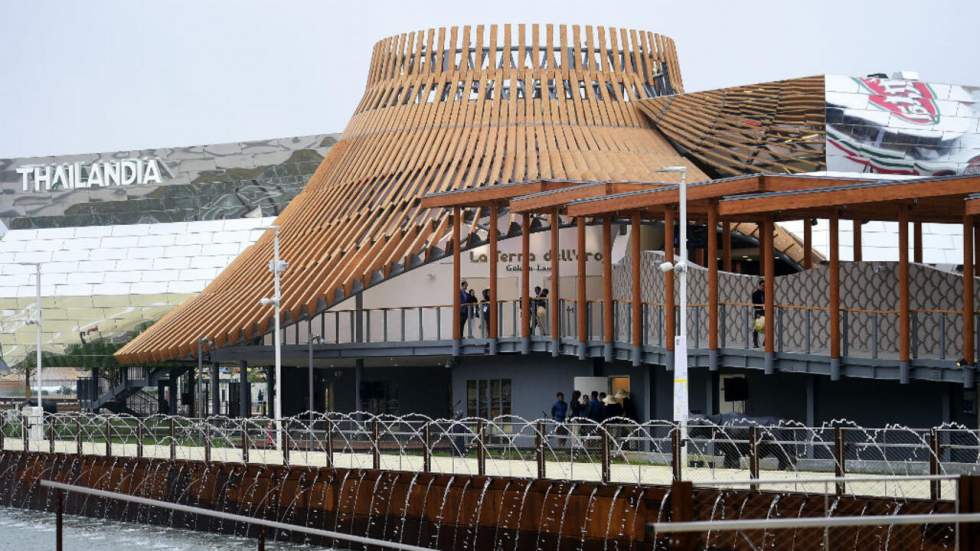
(588, 391, 603, 423)
(459, 281, 471, 336)
(569, 390, 583, 419)
(602, 393, 624, 420)
(551, 392, 569, 448)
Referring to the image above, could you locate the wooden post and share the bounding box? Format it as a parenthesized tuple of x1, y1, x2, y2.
(803, 218, 813, 270)
(965, 214, 975, 365)
(671, 428, 682, 482)
(241, 421, 250, 463)
(748, 425, 760, 491)
(718, 221, 729, 268)
(665, 209, 676, 353)
(577, 216, 587, 356)
(452, 206, 462, 343)
(602, 217, 613, 359)
(550, 208, 560, 349)
(853, 219, 862, 262)
(521, 213, 531, 351)
(169, 417, 176, 461)
(762, 218, 775, 366)
(257, 526, 266, 551)
(974, 222, 980, 276)
(488, 203, 499, 344)
(899, 206, 911, 380)
(914, 222, 923, 264)
(631, 212, 643, 364)
(707, 203, 719, 370)
(829, 213, 841, 380)
(476, 418, 486, 476)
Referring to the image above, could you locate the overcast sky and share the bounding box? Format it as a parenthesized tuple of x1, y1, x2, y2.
(2, 0, 978, 158)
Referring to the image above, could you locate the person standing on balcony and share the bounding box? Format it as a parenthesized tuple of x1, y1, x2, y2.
(459, 281, 471, 337)
(529, 286, 542, 334)
(752, 279, 765, 348)
(479, 288, 491, 337)
(537, 288, 550, 335)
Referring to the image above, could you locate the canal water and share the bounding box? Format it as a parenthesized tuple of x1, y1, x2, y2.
(0, 506, 332, 550)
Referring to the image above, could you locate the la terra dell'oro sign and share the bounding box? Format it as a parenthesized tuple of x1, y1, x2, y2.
(16, 158, 166, 192)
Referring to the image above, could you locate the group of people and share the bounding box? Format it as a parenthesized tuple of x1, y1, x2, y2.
(458, 281, 491, 336)
(457, 281, 552, 336)
(549, 389, 637, 424)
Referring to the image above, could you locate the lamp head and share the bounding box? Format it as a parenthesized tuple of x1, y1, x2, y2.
(259, 297, 276, 306)
(656, 166, 688, 174)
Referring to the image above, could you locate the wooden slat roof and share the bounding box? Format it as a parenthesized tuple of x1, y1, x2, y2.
(115, 23, 699, 363)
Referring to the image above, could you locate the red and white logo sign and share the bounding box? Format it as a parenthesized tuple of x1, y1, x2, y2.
(858, 77, 940, 125)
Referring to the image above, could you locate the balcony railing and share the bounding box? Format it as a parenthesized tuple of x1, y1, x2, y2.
(274, 300, 973, 363)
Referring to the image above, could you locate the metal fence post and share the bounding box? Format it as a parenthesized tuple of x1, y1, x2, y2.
(23, 415, 28, 452)
(671, 428, 682, 482)
(834, 426, 846, 496)
(257, 525, 266, 551)
(476, 419, 486, 476)
(749, 425, 760, 491)
(241, 421, 249, 464)
(372, 418, 381, 470)
(204, 421, 212, 464)
(137, 421, 143, 459)
(930, 429, 942, 500)
(601, 429, 611, 484)
(105, 417, 111, 457)
(422, 423, 432, 473)
(75, 417, 82, 456)
(325, 418, 334, 468)
(535, 421, 546, 479)
(55, 489, 64, 551)
(169, 418, 176, 461)
(48, 417, 55, 454)
(283, 419, 290, 467)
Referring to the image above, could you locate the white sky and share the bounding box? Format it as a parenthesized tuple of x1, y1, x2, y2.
(1, 0, 978, 158)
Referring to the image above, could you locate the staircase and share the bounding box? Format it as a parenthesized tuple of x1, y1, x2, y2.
(79, 366, 190, 415)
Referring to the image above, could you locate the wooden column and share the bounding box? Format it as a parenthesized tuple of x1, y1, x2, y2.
(707, 203, 719, 370)
(488, 203, 499, 344)
(631, 212, 643, 363)
(722, 221, 732, 272)
(803, 218, 813, 270)
(965, 215, 975, 365)
(898, 206, 911, 378)
(665, 209, 676, 352)
(602, 216, 613, 360)
(853, 219, 863, 262)
(914, 222, 923, 264)
(577, 216, 587, 355)
(452, 206, 462, 342)
(762, 218, 775, 361)
(521, 213, 531, 351)
(974, 222, 980, 276)
(550, 208, 560, 350)
(829, 212, 841, 380)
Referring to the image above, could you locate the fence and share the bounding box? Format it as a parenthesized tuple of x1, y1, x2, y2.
(5, 412, 980, 500)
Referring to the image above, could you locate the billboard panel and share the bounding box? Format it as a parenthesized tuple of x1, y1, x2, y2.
(826, 74, 980, 176)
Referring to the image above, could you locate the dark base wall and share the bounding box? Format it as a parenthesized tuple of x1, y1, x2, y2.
(282, 364, 451, 418)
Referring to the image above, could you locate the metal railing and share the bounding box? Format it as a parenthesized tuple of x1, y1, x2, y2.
(267, 301, 974, 365)
(39, 479, 435, 551)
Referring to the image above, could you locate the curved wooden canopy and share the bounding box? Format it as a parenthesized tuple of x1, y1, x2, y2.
(116, 24, 704, 363)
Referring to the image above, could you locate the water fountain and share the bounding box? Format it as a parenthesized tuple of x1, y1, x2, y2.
(0, 412, 972, 550)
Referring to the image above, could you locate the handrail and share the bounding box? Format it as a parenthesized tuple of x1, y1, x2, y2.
(39, 480, 436, 551)
(698, 474, 959, 486)
(651, 512, 980, 533)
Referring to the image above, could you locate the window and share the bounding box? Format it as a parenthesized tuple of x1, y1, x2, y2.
(466, 379, 512, 418)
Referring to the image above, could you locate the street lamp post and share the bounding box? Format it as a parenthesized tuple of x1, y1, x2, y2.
(656, 166, 689, 475)
(259, 225, 287, 450)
